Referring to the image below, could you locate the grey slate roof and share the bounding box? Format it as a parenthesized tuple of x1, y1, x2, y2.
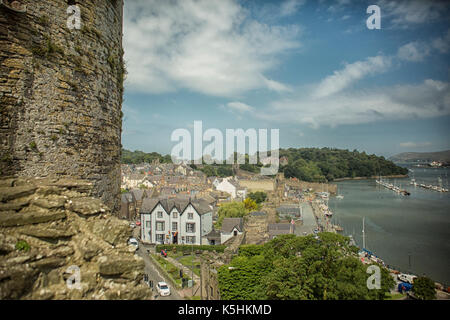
(205, 229, 221, 240)
(197, 194, 216, 205)
(250, 211, 266, 216)
(121, 192, 135, 204)
(268, 223, 292, 231)
(268, 223, 294, 238)
(130, 189, 145, 201)
(220, 218, 243, 233)
(140, 196, 212, 216)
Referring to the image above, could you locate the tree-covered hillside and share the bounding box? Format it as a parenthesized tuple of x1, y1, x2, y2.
(121, 147, 407, 182)
(121, 149, 172, 164)
(280, 148, 408, 182)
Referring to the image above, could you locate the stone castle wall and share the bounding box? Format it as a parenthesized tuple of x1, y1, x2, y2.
(0, 176, 151, 299)
(238, 179, 275, 192)
(0, 0, 124, 212)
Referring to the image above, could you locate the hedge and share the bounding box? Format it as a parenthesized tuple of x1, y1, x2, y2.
(156, 244, 226, 253)
(238, 244, 264, 257)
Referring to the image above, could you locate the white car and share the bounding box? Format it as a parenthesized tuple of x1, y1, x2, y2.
(130, 222, 136, 228)
(398, 273, 417, 284)
(128, 237, 139, 250)
(157, 282, 171, 296)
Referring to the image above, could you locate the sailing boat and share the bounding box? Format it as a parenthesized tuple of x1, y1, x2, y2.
(362, 217, 366, 250)
(334, 215, 343, 232)
(359, 217, 385, 265)
(336, 185, 344, 199)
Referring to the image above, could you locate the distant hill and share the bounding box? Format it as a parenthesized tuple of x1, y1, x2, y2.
(121, 149, 172, 164)
(122, 147, 407, 182)
(389, 150, 450, 163)
(279, 148, 408, 182)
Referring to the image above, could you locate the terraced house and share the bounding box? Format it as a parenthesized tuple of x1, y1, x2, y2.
(139, 196, 213, 245)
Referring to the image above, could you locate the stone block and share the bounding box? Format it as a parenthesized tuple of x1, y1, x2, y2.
(0, 208, 66, 227)
(0, 185, 37, 202)
(67, 197, 107, 216)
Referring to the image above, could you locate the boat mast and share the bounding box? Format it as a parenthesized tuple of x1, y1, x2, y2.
(362, 217, 366, 250)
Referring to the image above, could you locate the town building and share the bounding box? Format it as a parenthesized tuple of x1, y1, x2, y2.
(220, 217, 244, 244)
(268, 223, 295, 239)
(215, 177, 247, 199)
(140, 196, 213, 245)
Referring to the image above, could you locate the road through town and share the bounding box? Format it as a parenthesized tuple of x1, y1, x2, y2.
(137, 246, 183, 300)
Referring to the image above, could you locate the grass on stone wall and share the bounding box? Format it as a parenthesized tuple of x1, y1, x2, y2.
(32, 38, 64, 58)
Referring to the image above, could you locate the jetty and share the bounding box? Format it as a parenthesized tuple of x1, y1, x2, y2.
(411, 178, 449, 192)
(376, 178, 410, 195)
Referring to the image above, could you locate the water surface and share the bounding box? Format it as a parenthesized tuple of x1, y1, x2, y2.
(329, 167, 450, 285)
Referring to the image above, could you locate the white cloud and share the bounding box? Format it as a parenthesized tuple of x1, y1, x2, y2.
(397, 41, 430, 62)
(378, 0, 448, 29)
(313, 55, 392, 98)
(397, 30, 450, 63)
(399, 142, 432, 148)
(280, 0, 306, 17)
(227, 101, 254, 113)
(123, 0, 301, 97)
(432, 29, 450, 53)
(327, 0, 351, 13)
(257, 79, 450, 128)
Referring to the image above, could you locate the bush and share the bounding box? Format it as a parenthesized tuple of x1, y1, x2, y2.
(247, 191, 267, 204)
(156, 244, 226, 253)
(413, 276, 436, 300)
(238, 244, 264, 257)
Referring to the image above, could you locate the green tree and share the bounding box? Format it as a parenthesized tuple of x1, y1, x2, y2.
(413, 276, 436, 300)
(218, 233, 395, 300)
(218, 255, 271, 300)
(216, 202, 247, 229)
(248, 191, 267, 204)
(243, 198, 259, 211)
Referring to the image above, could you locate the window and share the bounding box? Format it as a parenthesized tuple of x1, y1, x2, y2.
(186, 223, 195, 233)
(157, 211, 163, 218)
(173, 211, 178, 219)
(156, 221, 165, 231)
(186, 236, 196, 244)
(172, 222, 178, 231)
(156, 234, 164, 243)
(188, 212, 193, 220)
(146, 221, 150, 228)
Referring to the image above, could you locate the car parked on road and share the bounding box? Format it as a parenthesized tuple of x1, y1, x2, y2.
(130, 222, 136, 228)
(398, 273, 417, 284)
(128, 237, 139, 250)
(157, 282, 171, 296)
(135, 221, 141, 226)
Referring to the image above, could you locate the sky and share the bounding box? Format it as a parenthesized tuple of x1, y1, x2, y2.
(121, 0, 450, 159)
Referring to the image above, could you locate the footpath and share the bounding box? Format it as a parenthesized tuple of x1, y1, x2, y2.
(152, 246, 202, 299)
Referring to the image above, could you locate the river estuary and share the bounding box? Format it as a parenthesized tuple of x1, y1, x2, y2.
(328, 166, 450, 285)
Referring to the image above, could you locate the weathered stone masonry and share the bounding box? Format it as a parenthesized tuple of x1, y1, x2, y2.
(0, 0, 124, 212)
(0, 1, 152, 300)
(0, 176, 151, 299)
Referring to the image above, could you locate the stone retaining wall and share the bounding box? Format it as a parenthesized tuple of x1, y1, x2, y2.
(0, 176, 152, 299)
